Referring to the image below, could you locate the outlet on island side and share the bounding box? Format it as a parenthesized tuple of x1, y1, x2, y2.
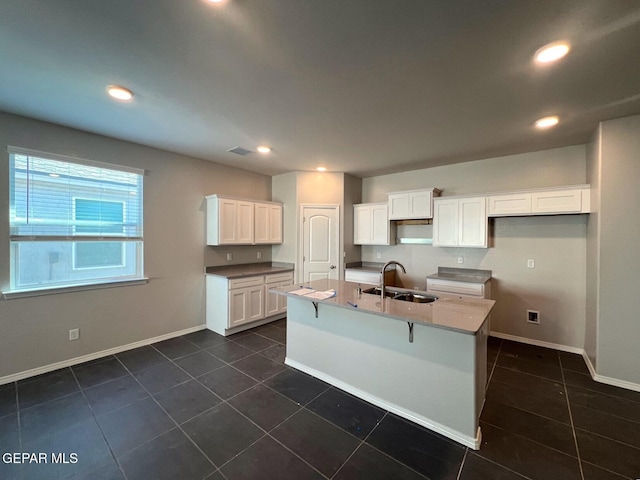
(226, 252, 233, 261)
(69, 328, 80, 341)
(527, 310, 540, 324)
(257, 251, 262, 260)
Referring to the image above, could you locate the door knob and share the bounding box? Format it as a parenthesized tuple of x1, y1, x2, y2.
(330, 265, 336, 269)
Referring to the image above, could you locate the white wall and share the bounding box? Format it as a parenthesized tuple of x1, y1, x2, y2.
(362, 145, 588, 349)
(0, 112, 272, 378)
(596, 114, 640, 384)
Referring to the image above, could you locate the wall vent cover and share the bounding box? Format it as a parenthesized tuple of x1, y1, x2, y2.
(227, 146, 252, 156)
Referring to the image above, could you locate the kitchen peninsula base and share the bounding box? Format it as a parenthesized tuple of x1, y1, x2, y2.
(284, 295, 489, 449)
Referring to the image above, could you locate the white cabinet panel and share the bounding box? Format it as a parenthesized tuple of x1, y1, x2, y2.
(207, 271, 293, 336)
(254, 202, 283, 244)
(487, 193, 531, 216)
(207, 195, 282, 245)
(433, 196, 487, 248)
(487, 186, 590, 217)
(353, 203, 393, 245)
(531, 189, 582, 214)
(388, 188, 440, 220)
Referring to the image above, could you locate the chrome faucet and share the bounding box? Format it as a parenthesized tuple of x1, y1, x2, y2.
(380, 261, 406, 300)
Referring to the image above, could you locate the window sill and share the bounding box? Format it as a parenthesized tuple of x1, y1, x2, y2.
(2, 278, 149, 300)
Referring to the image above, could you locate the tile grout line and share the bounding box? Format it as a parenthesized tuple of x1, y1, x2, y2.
(559, 353, 585, 480)
(455, 448, 469, 480)
(68, 365, 131, 480)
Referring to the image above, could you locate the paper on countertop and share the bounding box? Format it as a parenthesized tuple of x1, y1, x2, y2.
(302, 289, 336, 300)
(289, 287, 316, 296)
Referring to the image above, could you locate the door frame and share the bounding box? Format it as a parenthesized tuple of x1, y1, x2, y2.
(298, 204, 341, 283)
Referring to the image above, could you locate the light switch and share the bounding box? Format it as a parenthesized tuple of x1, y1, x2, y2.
(527, 259, 535, 268)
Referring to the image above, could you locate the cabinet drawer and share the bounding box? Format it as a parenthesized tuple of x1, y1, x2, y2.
(265, 272, 294, 284)
(531, 189, 582, 213)
(488, 193, 531, 216)
(229, 276, 264, 289)
(426, 279, 484, 297)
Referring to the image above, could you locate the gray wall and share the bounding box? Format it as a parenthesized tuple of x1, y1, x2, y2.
(362, 145, 588, 349)
(0, 112, 272, 378)
(596, 114, 640, 384)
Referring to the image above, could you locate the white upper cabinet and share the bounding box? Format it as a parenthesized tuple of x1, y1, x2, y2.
(488, 185, 590, 217)
(254, 202, 283, 244)
(388, 188, 441, 220)
(433, 196, 487, 248)
(354, 203, 394, 245)
(207, 195, 282, 245)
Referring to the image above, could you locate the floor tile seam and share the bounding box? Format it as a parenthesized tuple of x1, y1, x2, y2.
(489, 377, 570, 404)
(478, 417, 578, 458)
(263, 432, 333, 480)
(298, 402, 381, 445)
(345, 410, 435, 480)
(568, 399, 640, 428)
(149, 342, 204, 362)
(493, 362, 563, 382)
(75, 370, 132, 391)
(224, 354, 287, 384)
(67, 364, 130, 480)
(573, 425, 640, 452)
(110, 355, 219, 473)
(565, 382, 640, 406)
(579, 459, 631, 479)
(250, 330, 286, 345)
(15, 381, 24, 461)
(222, 393, 301, 437)
(559, 364, 585, 480)
(224, 378, 299, 409)
(17, 389, 82, 414)
(454, 448, 468, 480)
(483, 392, 574, 425)
(495, 355, 563, 370)
(463, 451, 535, 480)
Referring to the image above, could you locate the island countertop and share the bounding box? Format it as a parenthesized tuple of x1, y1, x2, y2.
(271, 279, 495, 335)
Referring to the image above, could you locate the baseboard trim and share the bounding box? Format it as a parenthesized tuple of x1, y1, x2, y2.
(285, 357, 481, 450)
(583, 354, 640, 393)
(489, 331, 583, 354)
(491, 331, 640, 393)
(0, 325, 206, 385)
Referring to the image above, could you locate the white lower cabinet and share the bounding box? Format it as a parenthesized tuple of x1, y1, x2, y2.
(433, 196, 487, 248)
(207, 271, 293, 335)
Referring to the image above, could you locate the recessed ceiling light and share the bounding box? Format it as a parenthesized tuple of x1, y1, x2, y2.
(535, 115, 559, 129)
(534, 42, 570, 64)
(256, 145, 271, 154)
(316, 167, 327, 172)
(106, 85, 134, 101)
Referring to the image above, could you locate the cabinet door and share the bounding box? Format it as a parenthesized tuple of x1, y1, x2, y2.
(254, 202, 270, 244)
(409, 191, 432, 218)
(236, 201, 254, 244)
(388, 193, 410, 220)
(353, 205, 372, 244)
(269, 204, 283, 243)
(218, 198, 238, 244)
(531, 189, 582, 214)
(458, 197, 487, 247)
(488, 193, 531, 216)
(229, 285, 264, 327)
(433, 199, 458, 246)
(371, 204, 390, 244)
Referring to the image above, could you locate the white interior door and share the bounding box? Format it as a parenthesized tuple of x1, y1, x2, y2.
(301, 206, 339, 282)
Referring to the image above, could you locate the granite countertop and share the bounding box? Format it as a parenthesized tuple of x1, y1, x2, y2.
(205, 262, 294, 279)
(272, 279, 495, 335)
(344, 262, 385, 273)
(427, 267, 492, 284)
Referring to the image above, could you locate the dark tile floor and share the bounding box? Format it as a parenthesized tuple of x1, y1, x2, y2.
(1, 322, 640, 479)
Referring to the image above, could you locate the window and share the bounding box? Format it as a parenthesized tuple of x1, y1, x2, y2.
(7, 147, 144, 294)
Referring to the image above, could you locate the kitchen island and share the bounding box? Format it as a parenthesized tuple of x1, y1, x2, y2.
(271, 279, 495, 449)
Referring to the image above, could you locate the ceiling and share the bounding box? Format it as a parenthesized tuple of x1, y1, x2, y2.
(1, 1, 639, 178)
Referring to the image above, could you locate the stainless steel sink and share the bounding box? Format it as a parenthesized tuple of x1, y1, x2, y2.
(361, 287, 438, 303)
(392, 292, 438, 304)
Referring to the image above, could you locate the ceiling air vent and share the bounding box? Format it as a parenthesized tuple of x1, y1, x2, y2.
(227, 146, 252, 156)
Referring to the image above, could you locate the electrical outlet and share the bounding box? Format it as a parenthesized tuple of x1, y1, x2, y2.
(69, 328, 80, 341)
(226, 253, 233, 261)
(376, 252, 381, 259)
(257, 251, 262, 260)
(457, 256, 464, 264)
(527, 259, 535, 268)
(527, 310, 540, 324)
